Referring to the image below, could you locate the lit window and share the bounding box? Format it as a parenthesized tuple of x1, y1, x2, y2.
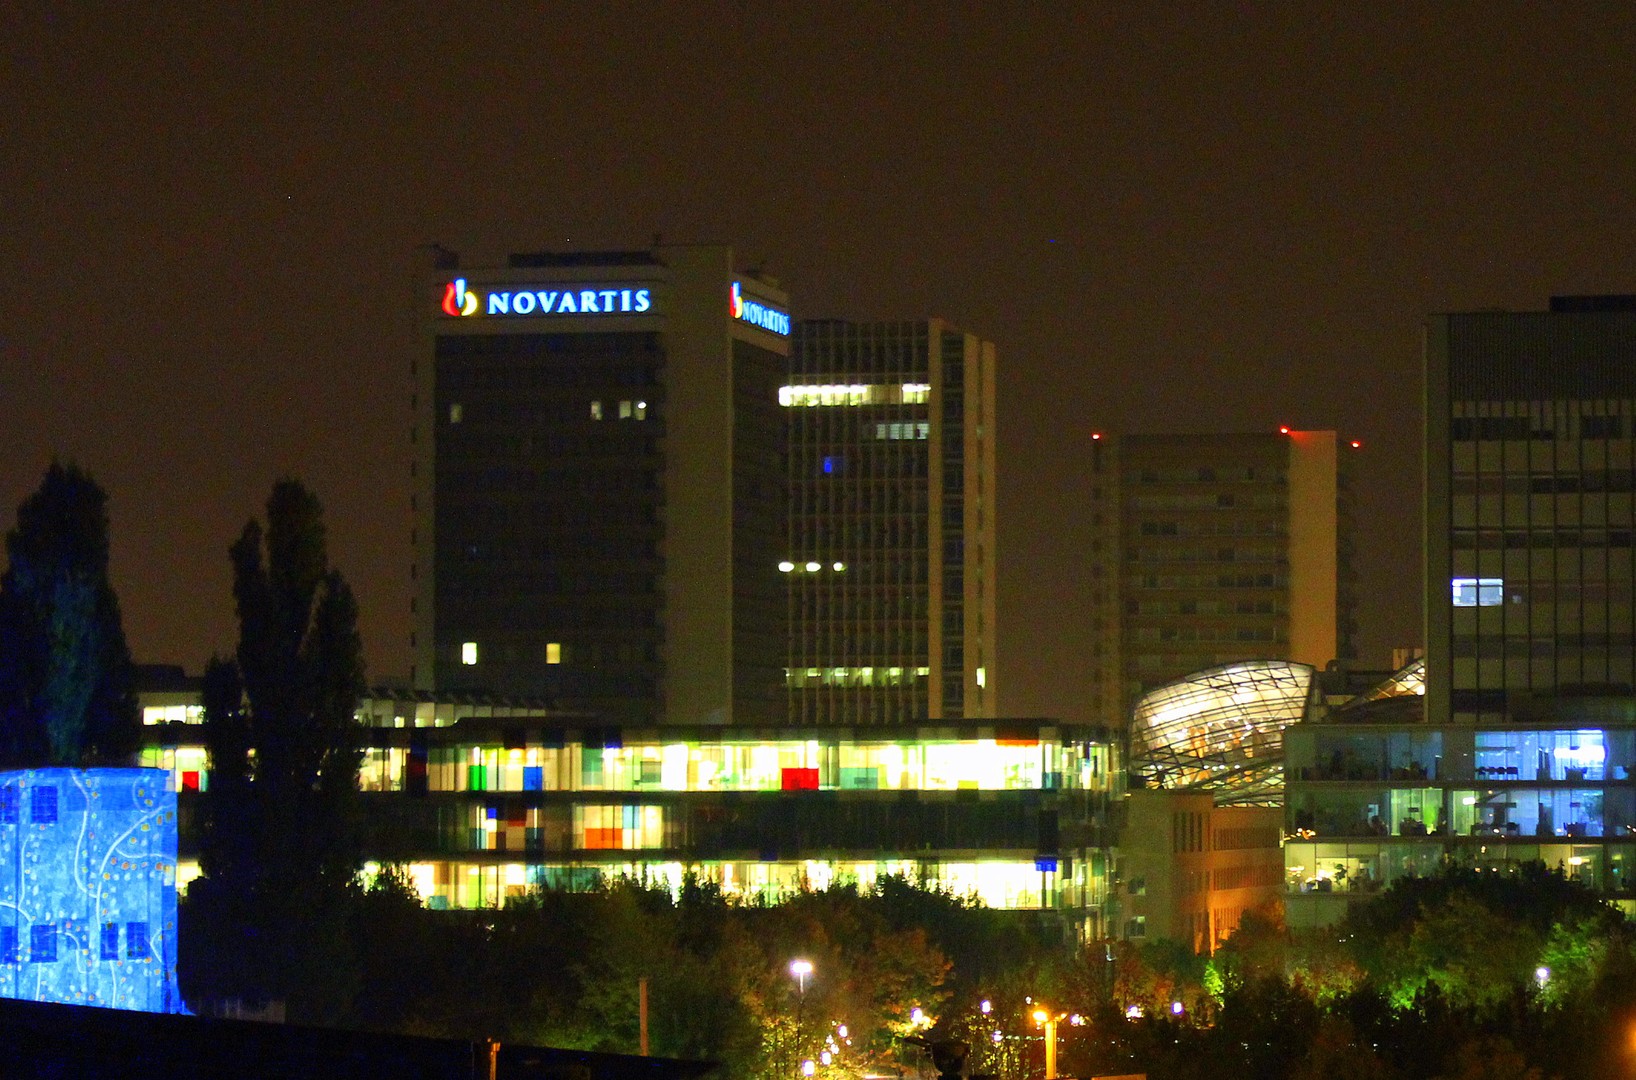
(461, 642, 478, 665)
(449, 403, 463, 424)
(634, 401, 647, 419)
(619, 400, 633, 419)
(1452, 577, 1504, 607)
(546, 643, 561, 665)
(590, 401, 603, 420)
(976, 667, 987, 688)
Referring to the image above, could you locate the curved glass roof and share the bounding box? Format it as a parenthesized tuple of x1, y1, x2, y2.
(1129, 660, 1316, 805)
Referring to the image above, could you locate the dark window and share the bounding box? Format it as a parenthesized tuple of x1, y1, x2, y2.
(30, 786, 56, 825)
(31, 925, 55, 963)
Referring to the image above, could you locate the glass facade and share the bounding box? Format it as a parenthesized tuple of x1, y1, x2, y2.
(139, 690, 1118, 917)
(1285, 667, 1636, 916)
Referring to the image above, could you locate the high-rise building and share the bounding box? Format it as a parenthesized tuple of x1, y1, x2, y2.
(783, 320, 998, 724)
(1086, 432, 1358, 728)
(1282, 297, 1636, 927)
(1426, 296, 1636, 724)
(413, 247, 791, 726)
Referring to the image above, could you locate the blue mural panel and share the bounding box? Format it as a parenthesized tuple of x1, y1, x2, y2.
(0, 768, 182, 1013)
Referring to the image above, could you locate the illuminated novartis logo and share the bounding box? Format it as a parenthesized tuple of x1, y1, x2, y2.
(442, 279, 479, 316)
(440, 278, 653, 318)
(731, 281, 791, 336)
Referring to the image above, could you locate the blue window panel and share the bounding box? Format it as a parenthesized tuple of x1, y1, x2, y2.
(126, 922, 149, 961)
(101, 923, 120, 961)
(1034, 856, 1059, 873)
(522, 766, 543, 791)
(30, 925, 55, 963)
(485, 805, 498, 821)
(0, 927, 15, 963)
(0, 786, 15, 824)
(30, 786, 56, 825)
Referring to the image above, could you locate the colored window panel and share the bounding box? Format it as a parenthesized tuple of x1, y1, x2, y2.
(780, 768, 819, 790)
(31, 925, 55, 963)
(126, 922, 149, 960)
(31, 786, 56, 824)
(101, 923, 120, 961)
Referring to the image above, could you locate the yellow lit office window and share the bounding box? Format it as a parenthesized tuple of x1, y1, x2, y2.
(461, 642, 478, 665)
(546, 642, 562, 664)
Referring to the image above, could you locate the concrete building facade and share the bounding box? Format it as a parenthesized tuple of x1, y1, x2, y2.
(1118, 790, 1284, 954)
(1085, 432, 1358, 729)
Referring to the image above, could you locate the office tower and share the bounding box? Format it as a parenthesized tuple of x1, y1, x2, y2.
(1086, 432, 1357, 727)
(1425, 296, 1636, 724)
(783, 320, 998, 724)
(413, 247, 791, 725)
(1282, 297, 1636, 928)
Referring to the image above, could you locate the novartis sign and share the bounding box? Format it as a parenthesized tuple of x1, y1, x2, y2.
(441, 278, 654, 318)
(731, 281, 791, 336)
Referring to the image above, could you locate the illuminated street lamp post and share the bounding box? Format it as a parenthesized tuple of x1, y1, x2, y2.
(790, 960, 814, 1077)
(1032, 1008, 1059, 1080)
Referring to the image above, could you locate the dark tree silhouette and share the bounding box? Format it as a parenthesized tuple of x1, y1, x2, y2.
(0, 460, 137, 765)
(185, 479, 365, 1021)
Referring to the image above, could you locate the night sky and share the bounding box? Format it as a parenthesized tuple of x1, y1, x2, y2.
(4, 6, 1634, 722)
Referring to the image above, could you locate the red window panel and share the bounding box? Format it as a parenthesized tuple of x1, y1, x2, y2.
(780, 767, 819, 790)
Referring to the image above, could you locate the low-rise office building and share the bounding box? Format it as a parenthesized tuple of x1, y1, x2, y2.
(1118, 790, 1284, 954)
(1283, 658, 1636, 925)
(136, 676, 1119, 924)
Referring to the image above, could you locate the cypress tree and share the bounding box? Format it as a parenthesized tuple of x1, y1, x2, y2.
(190, 479, 365, 1019)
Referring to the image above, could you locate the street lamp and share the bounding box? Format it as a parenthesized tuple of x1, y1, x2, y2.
(790, 960, 814, 1077)
(1032, 1007, 1060, 1080)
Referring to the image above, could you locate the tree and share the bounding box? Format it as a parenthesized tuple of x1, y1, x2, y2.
(185, 479, 366, 1021)
(0, 461, 137, 765)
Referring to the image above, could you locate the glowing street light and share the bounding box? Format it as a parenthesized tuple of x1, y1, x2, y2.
(1032, 1006, 1061, 1079)
(787, 960, 815, 1078)
(1536, 966, 1551, 990)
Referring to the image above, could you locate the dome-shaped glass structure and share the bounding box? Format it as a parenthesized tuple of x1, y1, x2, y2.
(1129, 660, 1316, 805)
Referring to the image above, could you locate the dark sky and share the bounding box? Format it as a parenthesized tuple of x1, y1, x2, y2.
(4, 6, 1634, 722)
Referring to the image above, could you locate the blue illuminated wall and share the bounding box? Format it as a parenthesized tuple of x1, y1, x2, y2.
(0, 768, 182, 1013)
